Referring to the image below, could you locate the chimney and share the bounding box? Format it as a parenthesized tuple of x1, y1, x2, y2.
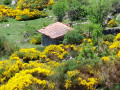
(68, 21, 73, 27)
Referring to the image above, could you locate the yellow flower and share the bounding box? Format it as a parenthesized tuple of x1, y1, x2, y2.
(67, 70, 80, 78)
(109, 41, 120, 49)
(114, 33, 120, 41)
(116, 51, 120, 57)
(0, 77, 6, 83)
(43, 45, 68, 60)
(48, 0, 54, 5)
(101, 56, 110, 62)
(30, 38, 37, 44)
(93, 47, 96, 51)
(108, 19, 118, 27)
(78, 77, 98, 90)
(64, 80, 72, 89)
(15, 16, 22, 21)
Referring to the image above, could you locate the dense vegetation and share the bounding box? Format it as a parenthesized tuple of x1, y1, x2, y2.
(0, 0, 120, 90)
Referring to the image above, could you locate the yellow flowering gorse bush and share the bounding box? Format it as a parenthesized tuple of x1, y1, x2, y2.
(1, 33, 120, 90)
(0, 5, 40, 20)
(114, 33, 120, 41)
(43, 45, 68, 60)
(10, 48, 42, 61)
(67, 70, 80, 78)
(101, 56, 110, 62)
(0, 67, 55, 90)
(17, 0, 54, 10)
(108, 19, 118, 27)
(78, 77, 98, 90)
(0, 59, 56, 90)
(10, 45, 72, 62)
(64, 80, 72, 89)
(0, 0, 51, 21)
(30, 38, 37, 44)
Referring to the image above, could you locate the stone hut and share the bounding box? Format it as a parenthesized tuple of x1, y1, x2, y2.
(37, 22, 73, 46)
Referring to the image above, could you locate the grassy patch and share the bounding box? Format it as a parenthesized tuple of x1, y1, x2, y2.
(0, 16, 55, 49)
(0, 0, 4, 5)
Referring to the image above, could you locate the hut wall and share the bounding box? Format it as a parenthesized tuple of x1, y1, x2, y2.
(42, 35, 64, 46)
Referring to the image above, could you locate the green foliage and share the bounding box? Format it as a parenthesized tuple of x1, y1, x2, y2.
(72, 23, 103, 45)
(36, 46, 46, 52)
(24, 24, 37, 35)
(52, 59, 78, 89)
(91, 23, 103, 45)
(111, 84, 120, 90)
(103, 34, 115, 42)
(3, 0, 11, 5)
(63, 30, 84, 45)
(20, 24, 37, 43)
(20, 15, 29, 21)
(52, 57, 101, 89)
(67, 0, 87, 21)
(77, 57, 101, 71)
(0, 16, 8, 23)
(52, 1, 67, 21)
(86, 0, 117, 26)
(39, 11, 47, 18)
(78, 42, 96, 60)
(0, 36, 19, 56)
(30, 34, 42, 44)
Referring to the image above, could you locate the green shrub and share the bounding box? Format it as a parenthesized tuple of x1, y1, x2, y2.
(4, 0, 11, 5)
(52, 58, 100, 90)
(15, 48, 41, 62)
(77, 41, 96, 60)
(63, 30, 84, 45)
(86, 0, 117, 26)
(30, 34, 42, 44)
(25, 24, 37, 35)
(0, 16, 8, 23)
(91, 23, 103, 45)
(36, 46, 46, 52)
(103, 34, 115, 42)
(52, 1, 67, 21)
(67, 0, 87, 21)
(51, 59, 78, 89)
(39, 11, 47, 18)
(20, 25, 37, 43)
(0, 36, 19, 56)
(48, 4, 53, 10)
(21, 15, 29, 21)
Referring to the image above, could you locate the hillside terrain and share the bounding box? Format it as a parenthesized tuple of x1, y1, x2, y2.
(0, 0, 120, 90)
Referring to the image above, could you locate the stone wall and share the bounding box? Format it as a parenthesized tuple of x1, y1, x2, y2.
(102, 28, 120, 35)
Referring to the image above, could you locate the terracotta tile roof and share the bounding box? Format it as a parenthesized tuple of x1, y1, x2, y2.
(37, 22, 73, 39)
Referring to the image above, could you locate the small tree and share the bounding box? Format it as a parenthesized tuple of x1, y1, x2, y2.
(52, 1, 67, 22)
(67, 0, 87, 21)
(91, 23, 103, 45)
(86, 0, 118, 27)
